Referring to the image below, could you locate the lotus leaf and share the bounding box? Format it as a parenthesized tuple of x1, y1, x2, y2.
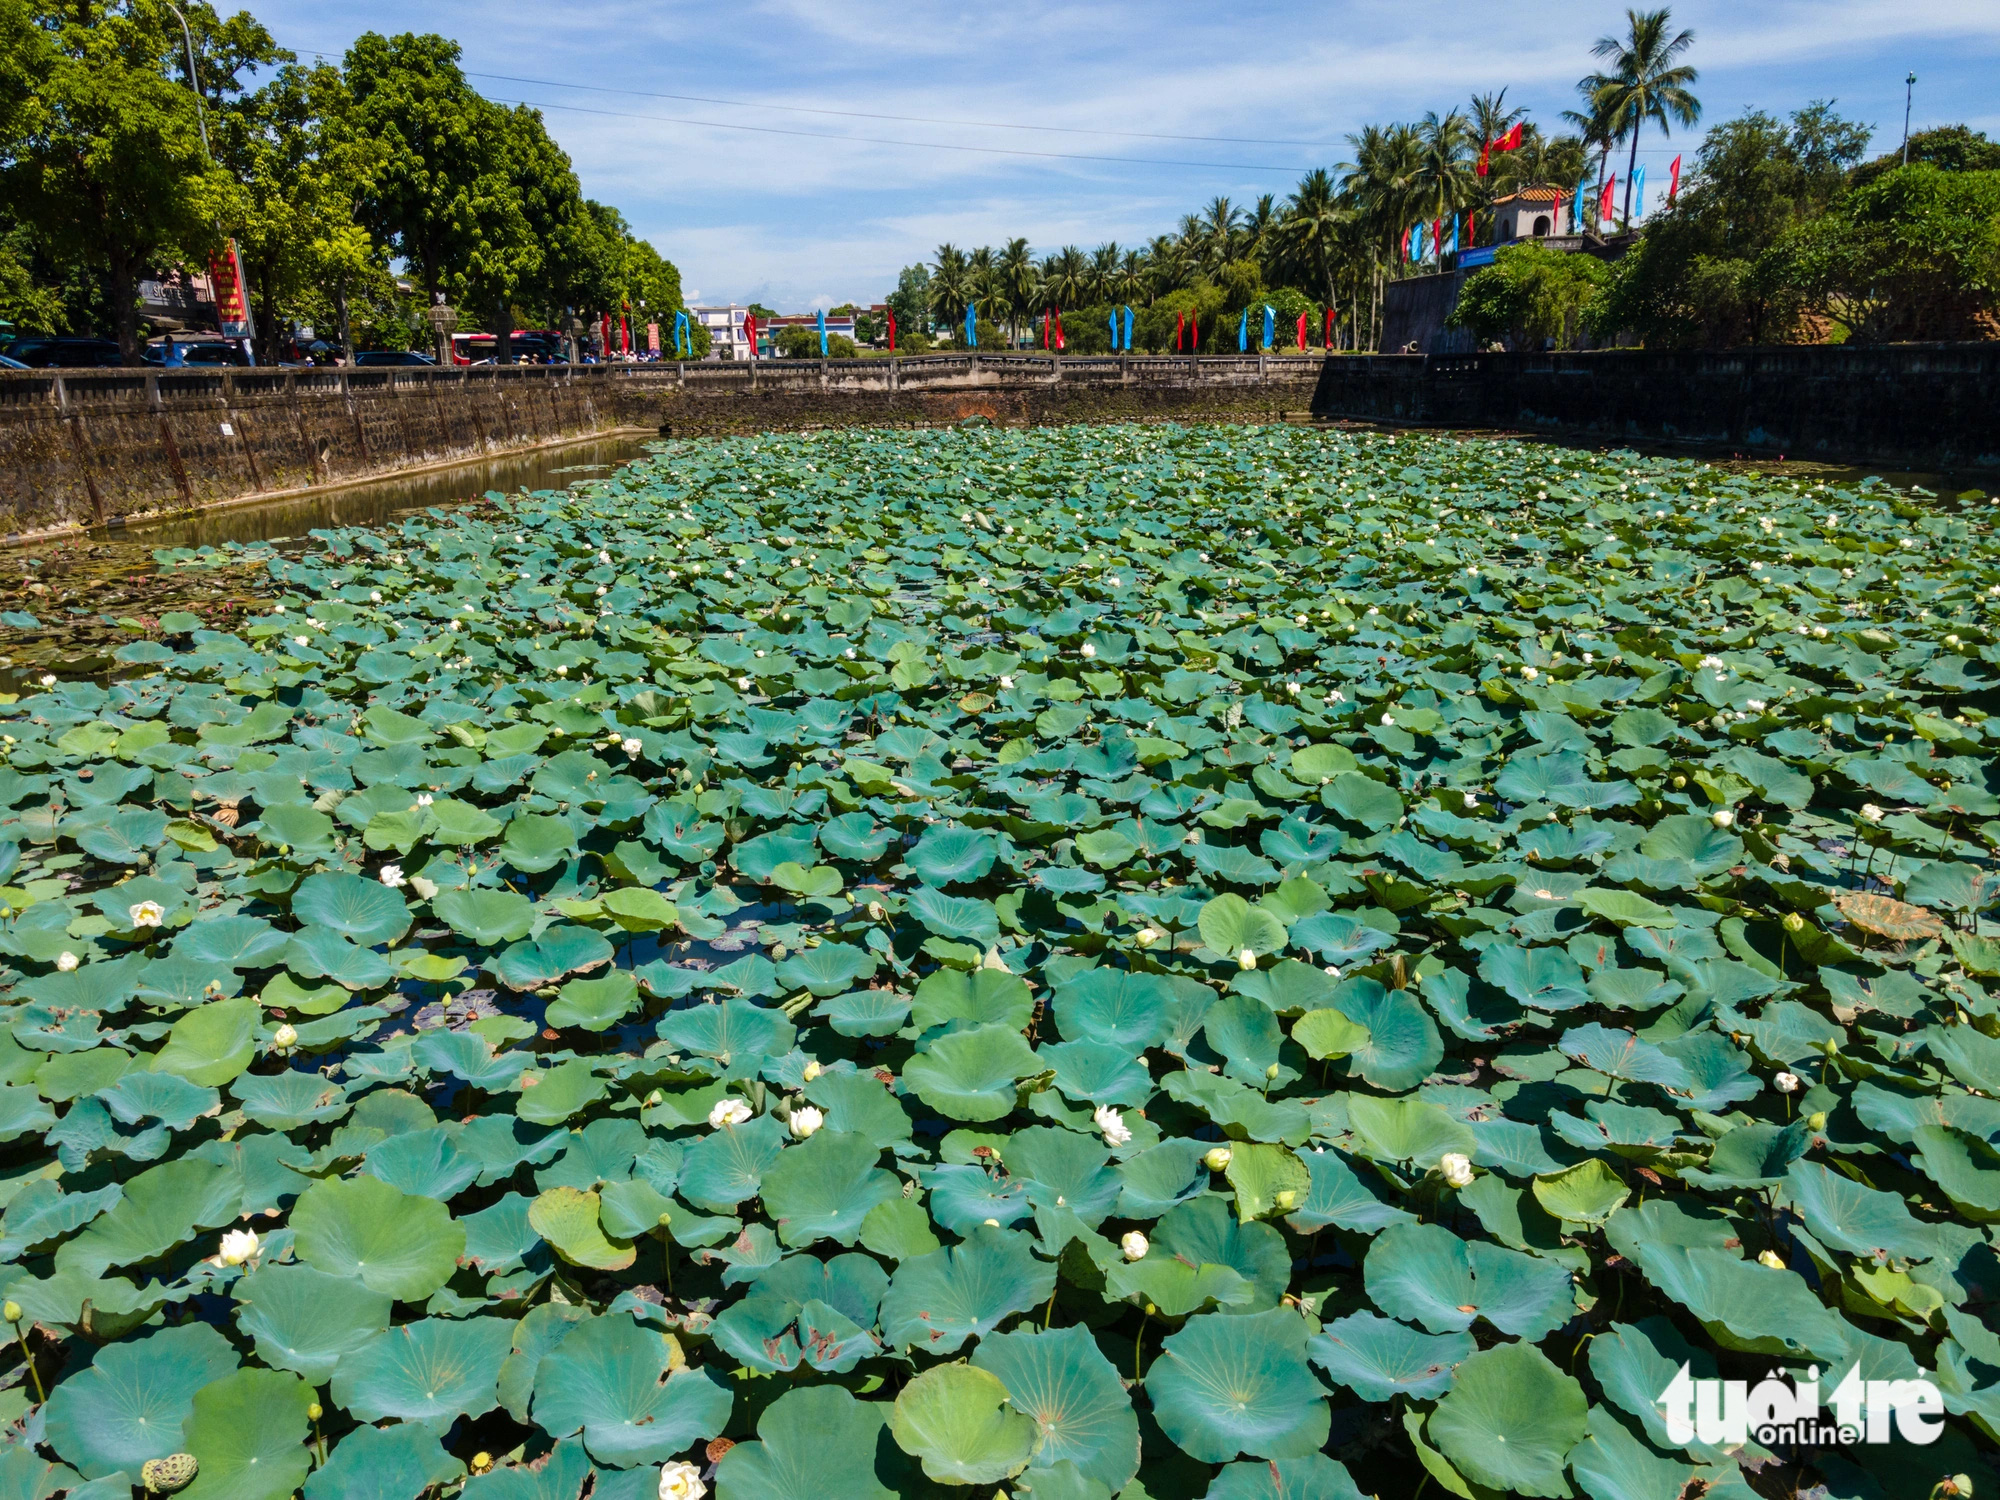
(1146, 1307, 1330, 1463)
(290, 1174, 465, 1300)
(1427, 1342, 1588, 1498)
(532, 1313, 733, 1466)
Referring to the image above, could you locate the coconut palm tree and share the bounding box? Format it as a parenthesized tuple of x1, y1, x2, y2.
(1199, 197, 1242, 270)
(1412, 110, 1477, 228)
(1340, 121, 1425, 344)
(1588, 7, 1701, 228)
(1469, 89, 1528, 157)
(1088, 242, 1122, 304)
(1041, 246, 1089, 315)
(1274, 167, 1347, 321)
(996, 237, 1034, 347)
(1562, 88, 1620, 234)
(928, 243, 970, 332)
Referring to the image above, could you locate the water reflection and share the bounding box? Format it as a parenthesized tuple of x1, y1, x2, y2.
(117, 432, 659, 552)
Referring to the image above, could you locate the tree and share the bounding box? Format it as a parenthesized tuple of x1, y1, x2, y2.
(927, 243, 969, 328)
(1587, 8, 1701, 229)
(1448, 241, 1607, 348)
(1765, 164, 2000, 342)
(1851, 125, 2000, 189)
(4, 0, 255, 362)
(885, 263, 929, 333)
(1273, 167, 1346, 316)
(1592, 103, 1871, 346)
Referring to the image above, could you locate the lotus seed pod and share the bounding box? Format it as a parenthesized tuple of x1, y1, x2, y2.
(470, 1453, 494, 1474)
(141, 1453, 198, 1494)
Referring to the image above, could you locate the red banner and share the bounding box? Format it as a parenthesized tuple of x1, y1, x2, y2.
(207, 239, 251, 339)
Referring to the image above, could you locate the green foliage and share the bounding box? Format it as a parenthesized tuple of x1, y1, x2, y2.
(5, 424, 2000, 1499)
(1448, 241, 1608, 348)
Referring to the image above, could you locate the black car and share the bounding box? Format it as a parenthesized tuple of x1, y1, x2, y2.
(354, 350, 437, 367)
(143, 341, 252, 367)
(0, 336, 124, 368)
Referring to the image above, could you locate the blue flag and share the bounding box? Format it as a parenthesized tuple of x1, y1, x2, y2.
(1108, 309, 1118, 350)
(1446, 216, 1459, 256)
(1123, 305, 1134, 351)
(673, 310, 689, 356)
(1237, 307, 1248, 352)
(1633, 164, 1647, 219)
(1262, 304, 1275, 349)
(964, 302, 977, 348)
(816, 307, 827, 356)
(1575, 180, 1589, 233)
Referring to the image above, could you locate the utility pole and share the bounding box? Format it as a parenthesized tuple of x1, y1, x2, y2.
(1902, 73, 1917, 165)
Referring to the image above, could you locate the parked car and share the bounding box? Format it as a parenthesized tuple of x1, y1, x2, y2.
(354, 350, 437, 367)
(0, 336, 123, 368)
(143, 340, 252, 367)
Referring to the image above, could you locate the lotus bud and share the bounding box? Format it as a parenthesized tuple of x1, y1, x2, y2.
(1238, 948, 1257, 970)
(656, 1456, 712, 1500)
(1711, 808, 1734, 829)
(1439, 1152, 1475, 1189)
(1265, 1062, 1281, 1080)
(1203, 1146, 1233, 1172)
(1757, 1249, 1786, 1270)
(1121, 1230, 1149, 1261)
(1094, 1105, 1132, 1147)
(1773, 1071, 1801, 1093)
(1671, 775, 1686, 789)
(271, 1023, 298, 1051)
(802, 1060, 823, 1083)
(55, 952, 77, 972)
(1782, 913, 1805, 933)
(217, 1228, 260, 1266)
(2, 1302, 19, 1323)
(307, 1402, 322, 1421)
(983, 1218, 1000, 1227)
(707, 1098, 753, 1129)
(788, 1105, 824, 1140)
(1807, 1111, 1828, 1131)
(1274, 1189, 1297, 1211)
(1135, 927, 1160, 947)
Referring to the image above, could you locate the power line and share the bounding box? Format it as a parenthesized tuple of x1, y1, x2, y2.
(288, 43, 1342, 150)
(479, 94, 1314, 175)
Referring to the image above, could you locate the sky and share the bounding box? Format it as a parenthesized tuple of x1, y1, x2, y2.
(249, 0, 2000, 313)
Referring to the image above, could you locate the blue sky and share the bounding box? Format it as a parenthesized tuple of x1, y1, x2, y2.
(254, 0, 2000, 313)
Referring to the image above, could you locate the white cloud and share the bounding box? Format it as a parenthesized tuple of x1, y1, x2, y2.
(260, 0, 2000, 308)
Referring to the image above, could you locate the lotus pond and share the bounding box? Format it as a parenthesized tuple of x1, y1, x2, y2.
(0, 421, 1994, 1500)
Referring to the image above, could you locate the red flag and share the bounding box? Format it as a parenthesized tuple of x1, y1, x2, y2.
(1174, 311, 1184, 351)
(743, 312, 756, 359)
(1190, 314, 1199, 353)
(1476, 143, 1490, 177)
(1552, 192, 1565, 233)
(1296, 311, 1307, 351)
(621, 316, 631, 356)
(1599, 177, 1615, 225)
(1431, 218, 1443, 259)
(1668, 154, 1682, 202)
(1323, 307, 1334, 348)
(1500, 122, 1523, 151)
(887, 309, 897, 352)
(1043, 309, 1051, 350)
(1053, 308, 1065, 351)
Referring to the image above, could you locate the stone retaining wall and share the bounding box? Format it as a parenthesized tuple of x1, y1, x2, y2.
(0, 355, 1324, 539)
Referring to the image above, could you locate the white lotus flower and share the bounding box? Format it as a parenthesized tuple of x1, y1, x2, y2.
(271, 1023, 298, 1051)
(1135, 927, 1160, 947)
(657, 1461, 706, 1500)
(1711, 809, 1734, 828)
(1861, 803, 1884, 823)
(128, 900, 165, 928)
(622, 737, 643, 756)
(1773, 1071, 1800, 1093)
(801, 1060, 823, 1082)
(55, 951, 77, 972)
(1757, 1249, 1786, 1270)
(217, 1228, 261, 1266)
(293, 636, 310, 648)
(1521, 666, 1539, 681)
(1121, 1231, 1149, 1261)
(415, 793, 433, 808)
(410, 876, 438, 899)
(370, 591, 382, 603)
(1080, 642, 1097, 659)
(1439, 1152, 1475, 1188)
(1203, 1146, 1232, 1172)
(380, 865, 406, 888)
(1380, 713, 1395, 727)
(789, 1105, 824, 1139)
(1238, 948, 1257, 971)
(556, 665, 568, 676)
(598, 551, 612, 565)
(708, 1098, 753, 1129)
(1094, 1105, 1131, 1147)
(998, 675, 1014, 690)
(1745, 699, 1767, 712)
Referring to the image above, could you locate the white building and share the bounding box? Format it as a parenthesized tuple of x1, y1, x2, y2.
(1491, 186, 1566, 243)
(692, 305, 751, 360)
